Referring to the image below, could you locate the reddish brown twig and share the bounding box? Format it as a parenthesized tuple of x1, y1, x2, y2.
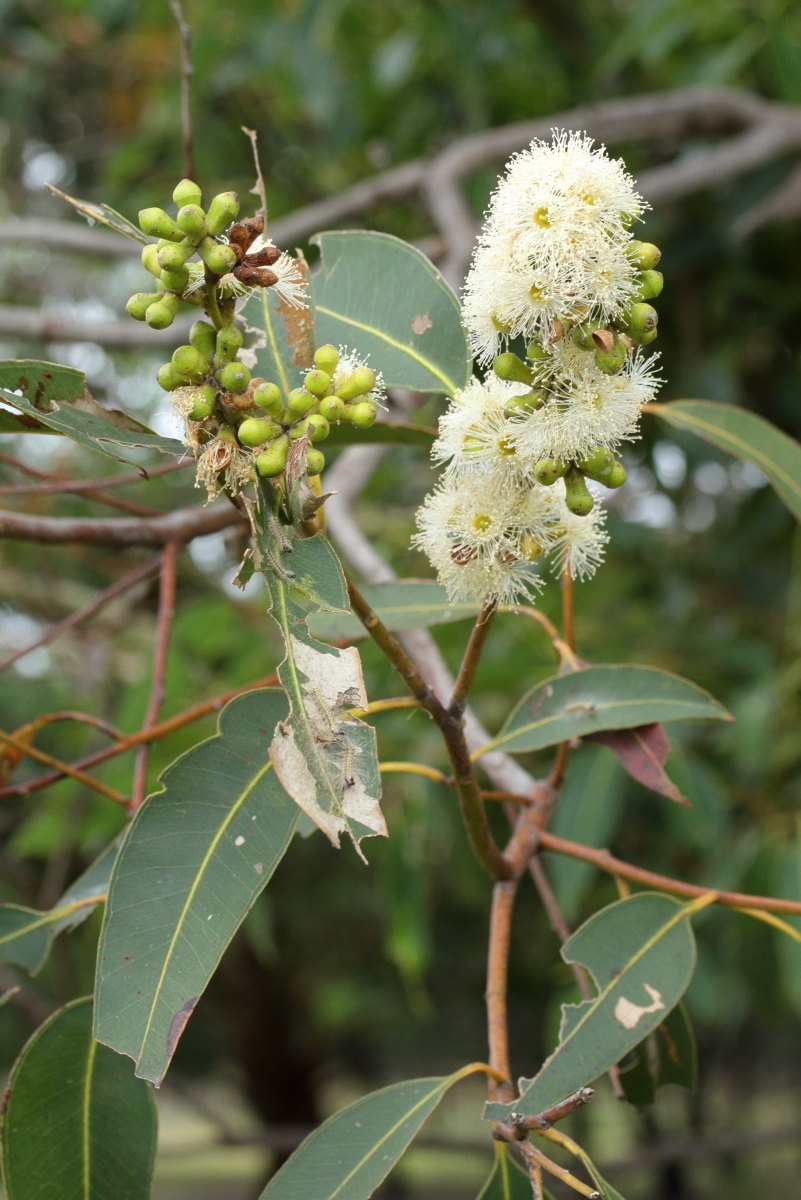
(450, 600, 497, 717)
(0, 452, 162, 517)
(0, 555, 162, 675)
(0, 726, 125, 804)
(0, 458, 190, 497)
(130, 542, 179, 812)
(510, 1087, 595, 1133)
(0, 500, 245, 546)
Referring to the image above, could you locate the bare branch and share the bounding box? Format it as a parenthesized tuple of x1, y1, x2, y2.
(0, 304, 193, 348)
(730, 158, 801, 240)
(130, 541, 179, 811)
(0, 458, 192, 497)
(0, 499, 245, 546)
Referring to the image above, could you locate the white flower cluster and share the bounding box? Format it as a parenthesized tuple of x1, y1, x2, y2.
(415, 131, 663, 606)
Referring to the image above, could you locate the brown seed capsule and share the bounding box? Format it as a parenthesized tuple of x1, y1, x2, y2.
(228, 215, 265, 250)
(450, 543, 476, 564)
(234, 265, 278, 288)
(242, 245, 282, 268)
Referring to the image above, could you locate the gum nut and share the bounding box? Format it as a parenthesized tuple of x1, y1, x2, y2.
(493, 352, 534, 384)
(533, 458, 566, 486)
(304, 369, 332, 396)
(635, 269, 663, 301)
(205, 191, 240, 237)
(157, 363, 187, 391)
(126, 291, 163, 321)
(176, 204, 206, 237)
(578, 446, 614, 476)
(159, 266, 190, 293)
(141, 244, 162, 276)
(172, 344, 203, 375)
(623, 302, 658, 337)
(525, 340, 551, 361)
(146, 301, 176, 330)
(188, 396, 214, 421)
(319, 395, 346, 421)
(138, 207, 184, 242)
(199, 238, 237, 274)
(157, 240, 193, 270)
(287, 388, 315, 414)
(564, 467, 595, 516)
(350, 401, 377, 429)
(173, 178, 202, 207)
(634, 242, 661, 270)
(313, 344, 340, 375)
(605, 463, 627, 488)
(306, 414, 330, 442)
(217, 362, 251, 393)
(238, 417, 281, 447)
(306, 448, 326, 475)
(190, 319, 217, 357)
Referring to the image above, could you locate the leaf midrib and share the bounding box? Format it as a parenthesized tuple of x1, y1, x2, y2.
(315, 305, 457, 395)
(491, 696, 720, 752)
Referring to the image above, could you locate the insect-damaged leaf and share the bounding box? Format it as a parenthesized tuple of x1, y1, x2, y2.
(94, 689, 298, 1085)
(260, 1064, 485, 1200)
(476, 1143, 554, 1200)
(485, 893, 705, 1121)
(484, 665, 731, 756)
(585, 723, 689, 806)
(1, 997, 157, 1200)
(618, 1001, 697, 1107)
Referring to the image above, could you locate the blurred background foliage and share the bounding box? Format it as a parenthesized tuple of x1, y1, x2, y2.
(2, 1, 801, 1198)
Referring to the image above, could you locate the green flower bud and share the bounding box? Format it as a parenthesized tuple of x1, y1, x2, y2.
(350, 401, 378, 429)
(289, 418, 310, 439)
(634, 269, 663, 301)
(520, 534, 544, 561)
(594, 336, 628, 375)
(139, 207, 184, 242)
(252, 381, 284, 418)
(306, 448, 326, 475)
(141, 244, 162, 277)
(319, 395, 346, 422)
(217, 362, 250, 393)
(505, 388, 547, 414)
(639, 328, 658, 345)
(255, 437, 290, 477)
(577, 446, 614, 478)
(146, 293, 182, 329)
(173, 178, 202, 207)
(287, 388, 315, 414)
(176, 204, 206, 239)
(159, 265, 190, 293)
(335, 367, 377, 402)
(564, 466, 594, 516)
(533, 458, 567, 486)
(493, 352, 534, 385)
(157, 362, 188, 391)
(313, 344, 340, 376)
(190, 320, 217, 359)
(525, 341, 551, 362)
(198, 237, 237, 275)
(305, 413, 330, 442)
(126, 291, 164, 321)
(604, 462, 627, 489)
(188, 384, 217, 420)
(172, 344, 204, 376)
(157, 239, 195, 271)
(213, 325, 244, 366)
(238, 417, 281, 447)
(619, 302, 658, 342)
(304, 369, 332, 396)
(571, 324, 597, 351)
(205, 191, 240, 237)
(627, 240, 661, 271)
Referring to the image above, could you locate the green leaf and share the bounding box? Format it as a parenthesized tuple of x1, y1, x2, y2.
(484, 665, 731, 756)
(485, 892, 705, 1121)
(311, 230, 471, 396)
(94, 689, 298, 1085)
(47, 184, 154, 246)
(260, 1064, 484, 1200)
(476, 1143, 554, 1199)
(544, 744, 624, 923)
(0, 360, 86, 405)
(648, 400, 801, 522)
(324, 420, 437, 447)
(1, 997, 157, 1200)
(53, 833, 123, 935)
(655, 1000, 697, 1090)
(240, 279, 316, 397)
(307, 579, 480, 642)
(289, 533, 349, 612)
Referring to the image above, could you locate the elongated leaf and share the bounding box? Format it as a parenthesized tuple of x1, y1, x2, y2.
(53, 833, 123, 935)
(485, 893, 704, 1120)
(47, 184, 154, 246)
(311, 230, 470, 396)
(324, 420, 436, 447)
(307, 580, 480, 642)
(289, 533, 348, 611)
(585, 724, 688, 805)
(260, 1064, 484, 1200)
(477, 1143, 554, 1200)
(2, 997, 157, 1200)
(648, 400, 801, 521)
(484, 665, 731, 756)
(0, 360, 85, 405)
(94, 689, 298, 1085)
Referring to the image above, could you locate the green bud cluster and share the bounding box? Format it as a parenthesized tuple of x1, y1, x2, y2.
(531, 445, 627, 515)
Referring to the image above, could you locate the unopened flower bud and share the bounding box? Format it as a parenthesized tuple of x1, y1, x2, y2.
(176, 204, 206, 239)
(306, 448, 326, 475)
(287, 388, 315, 414)
(526, 341, 551, 362)
(505, 388, 547, 414)
(146, 293, 181, 329)
(238, 417, 281, 447)
(157, 239, 195, 271)
(619, 302, 658, 342)
(594, 336, 627, 375)
(205, 191, 240, 237)
(305, 413, 331, 442)
(188, 384, 217, 420)
(198, 237, 237, 275)
(313, 344, 340, 376)
(520, 534, 544, 561)
(493, 352, 534, 385)
(350, 401, 378, 429)
(634, 269, 663, 301)
(190, 320, 217, 359)
(255, 436, 290, 477)
(126, 291, 164, 321)
(628, 240, 661, 271)
(319, 395, 346, 422)
(578, 446, 614, 478)
(604, 462, 627, 488)
(533, 458, 567, 486)
(159, 265, 190, 293)
(304, 369, 332, 397)
(172, 344, 204, 377)
(173, 178, 202, 208)
(139, 207, 184, 242)
(157, 362, 188, 391)
(213, 325, 243, 366)
(217, 362, 250, 392)
(336, 367, 377, 401)
(564, 466, 595, 515)
(141, 244, 162, 276)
